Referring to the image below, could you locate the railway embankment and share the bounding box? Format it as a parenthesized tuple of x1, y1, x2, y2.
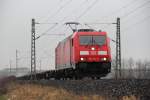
(0, 77, 150, 100)
(15, 79, 150, 100)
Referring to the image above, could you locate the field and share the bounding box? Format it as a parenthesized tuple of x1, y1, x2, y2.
(0, 76, 150, 100)
(0, 95, 6, 100)
(2, 83, 140, 100)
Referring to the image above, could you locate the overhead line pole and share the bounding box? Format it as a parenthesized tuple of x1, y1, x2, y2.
(31, 18, 36, 80)
(30, 18, 59, 80)
(115, 18, 121, 79)
(106, 18, 121, 79)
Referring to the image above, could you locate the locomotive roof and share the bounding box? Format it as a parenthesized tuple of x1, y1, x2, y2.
(77, 29, 95, 32)
(57, 30, 107, 46)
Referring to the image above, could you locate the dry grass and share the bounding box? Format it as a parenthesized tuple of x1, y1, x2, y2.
(122, 96, 139, 100)
(5, 83, 139, 100)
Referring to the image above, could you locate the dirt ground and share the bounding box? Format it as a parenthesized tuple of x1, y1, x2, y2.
(3, 82, 140, 100)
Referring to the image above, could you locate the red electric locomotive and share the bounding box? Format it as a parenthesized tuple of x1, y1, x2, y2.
(55, 29, 111, 78)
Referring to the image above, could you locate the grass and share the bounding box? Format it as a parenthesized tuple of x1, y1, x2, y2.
(0, 95, 7, 100)
(3, 82, 139, 100)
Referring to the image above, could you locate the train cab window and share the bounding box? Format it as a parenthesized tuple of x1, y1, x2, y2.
(79, 35, 106, 45)
(80, 36, 92, 45)
(93, 36, 106, 45)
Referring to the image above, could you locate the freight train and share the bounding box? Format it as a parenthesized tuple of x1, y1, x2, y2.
(55, 29, 111, 79)
(19, 28, 112, 80)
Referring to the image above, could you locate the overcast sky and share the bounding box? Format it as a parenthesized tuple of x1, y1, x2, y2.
(0, 0, 150, 70)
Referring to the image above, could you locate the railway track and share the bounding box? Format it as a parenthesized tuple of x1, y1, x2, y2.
(16, 79, 150, 98)
(18, 69, 111, 80)
(18, 68, 150, 80)
(1, 74, 149, 99)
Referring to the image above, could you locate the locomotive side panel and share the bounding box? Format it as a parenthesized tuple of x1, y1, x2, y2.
(55, 36, 73, 70)
(63, 38, 71, 68)
(55, 43, 62, 70)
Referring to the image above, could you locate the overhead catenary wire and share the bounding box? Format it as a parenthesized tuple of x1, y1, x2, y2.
(35, 22, 58, 30)
(121, 0, 150, 19)
(122, 15, 150, 32)
(35, 0, 74, 37)
(36, 0, 98, 38)
(36, 22, 58, 25)
(83, 22, 116, 31)
(84, 23, 95, 29)
(121, 5, 150, 24)
(96, 0, 139, 20)
(47, 0, 89, 33)
(35, 23, 58, 40)
(84, 23, 112, 31)
(84, 22, 116, 25)
(42, 23, 69, 37)
(59, 0, 89, 23)
(47, 20, 79, 37)
(75, 0, 99, 21)
(38, 0, 69, 22)
(46, 34, 65, 36)
(42, 0, 73, 23)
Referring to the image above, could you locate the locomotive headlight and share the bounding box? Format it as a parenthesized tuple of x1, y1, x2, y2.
(103, 57, 107, 61)
(101, 57, 107, 61)
(80, 57, 84, 61)
(98, 51, 107, 55)
(91, 47, 95, 50)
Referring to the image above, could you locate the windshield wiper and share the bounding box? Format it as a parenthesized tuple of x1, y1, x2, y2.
(85, 40, 92, 48)
(93, 40, 105, 46)
(93, 40, 99, 45)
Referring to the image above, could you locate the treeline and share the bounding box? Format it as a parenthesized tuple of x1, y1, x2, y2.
(111, 58, 150, 79)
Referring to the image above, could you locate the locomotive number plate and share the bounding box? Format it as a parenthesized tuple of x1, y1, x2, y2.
(90, 51, 97, 55)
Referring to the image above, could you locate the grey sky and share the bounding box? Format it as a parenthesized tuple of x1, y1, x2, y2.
(0, 0, 150, 70)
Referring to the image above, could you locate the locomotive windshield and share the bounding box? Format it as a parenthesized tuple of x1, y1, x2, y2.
(80, 35, 106, 45)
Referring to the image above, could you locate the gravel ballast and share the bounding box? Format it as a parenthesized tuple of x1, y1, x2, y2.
(18, 79, 150, 97)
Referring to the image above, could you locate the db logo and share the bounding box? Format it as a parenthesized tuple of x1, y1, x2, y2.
(90, 51, 97, 55)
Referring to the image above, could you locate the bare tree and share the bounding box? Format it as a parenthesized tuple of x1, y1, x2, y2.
(121, 58, 126, 79)
(128, 58, 134, 78)
(136, 60, 142, 79)
(142, 60, 150, 79)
